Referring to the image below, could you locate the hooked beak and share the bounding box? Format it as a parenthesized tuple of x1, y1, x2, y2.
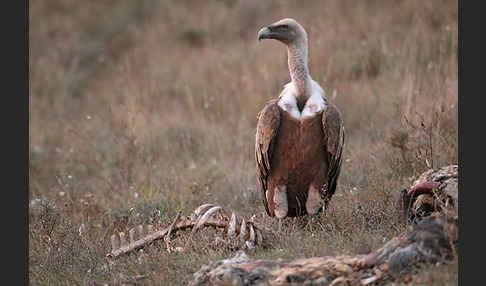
(257, 26, 274, 41)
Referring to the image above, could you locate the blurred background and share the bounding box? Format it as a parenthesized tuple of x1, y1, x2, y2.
(29, 0, 458, 284)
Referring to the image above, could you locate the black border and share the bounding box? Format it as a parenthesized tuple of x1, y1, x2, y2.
(26, 0, 30, 282)
(6, 0, 29, 284)
(458, 0, 463, 284)
(7, 0, 30, 284)
(460, 0, 480, 285)
(25, 0, 29, 284)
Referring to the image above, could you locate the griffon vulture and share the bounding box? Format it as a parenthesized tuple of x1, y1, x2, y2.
(255, 18, 345, 219)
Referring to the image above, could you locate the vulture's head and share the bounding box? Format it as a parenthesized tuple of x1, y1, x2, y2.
(257, 18, 307, 45)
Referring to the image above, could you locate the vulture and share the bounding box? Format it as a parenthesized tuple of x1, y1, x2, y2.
(255, 18, 345, 219)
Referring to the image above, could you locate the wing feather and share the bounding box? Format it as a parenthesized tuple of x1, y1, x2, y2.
(255, 99, 281, 215)
(322, 101, 345, 202)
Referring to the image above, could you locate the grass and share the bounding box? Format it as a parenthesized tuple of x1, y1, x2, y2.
(29, 0, 458, 285)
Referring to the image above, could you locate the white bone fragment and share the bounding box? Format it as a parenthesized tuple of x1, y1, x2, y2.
(228, 212, 237, 237)
(240, 218, 247, 243)
(195, 206, 222, 230)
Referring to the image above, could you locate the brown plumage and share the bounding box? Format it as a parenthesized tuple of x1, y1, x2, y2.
(255, 19, 345, 218)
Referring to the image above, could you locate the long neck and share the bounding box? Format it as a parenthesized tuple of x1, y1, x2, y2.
(287, 40, 311, 104)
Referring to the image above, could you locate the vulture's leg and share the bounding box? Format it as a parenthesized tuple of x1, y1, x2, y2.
(304, 185, 325, 231)
(273, 185, 288, 219)
(273, 185, 288, 237)
(305, 185, 323, 215)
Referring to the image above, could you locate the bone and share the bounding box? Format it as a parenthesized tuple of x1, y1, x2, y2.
(111, 234, 119, 251)
(245, 241, 255, 249)
(193, 204, 215, 217)
(256, 229, 263, 245)
(195, 206, 222, 230)
(240, 218, 247, 243)
(249, 224, 255, 243)
(228, 212, 237, 237)
(107, 204, 265, 258)
(129, 228, 136, 243)
(137, 225, 144, 237)
(361, 276, 378, 285)
(167, 211, 182, 236)
(120, 232, 127, 248)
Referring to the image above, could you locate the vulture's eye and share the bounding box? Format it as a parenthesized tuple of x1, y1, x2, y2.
(279, 24, 290, 30)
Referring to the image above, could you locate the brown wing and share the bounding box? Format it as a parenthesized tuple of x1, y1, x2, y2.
(321, 101, 345, 204)
(255, 99, 281, 216)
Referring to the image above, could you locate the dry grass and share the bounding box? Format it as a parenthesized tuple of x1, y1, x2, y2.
(29, 0, 458, 285)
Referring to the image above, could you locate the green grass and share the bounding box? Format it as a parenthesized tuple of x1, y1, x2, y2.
(30, 0, 458, 284)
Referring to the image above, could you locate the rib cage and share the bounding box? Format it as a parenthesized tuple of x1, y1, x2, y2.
(107, 204, 264, 258)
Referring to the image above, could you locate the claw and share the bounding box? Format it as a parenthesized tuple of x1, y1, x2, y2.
(195, 206, 222, 230)
(228, 212, 237, 237)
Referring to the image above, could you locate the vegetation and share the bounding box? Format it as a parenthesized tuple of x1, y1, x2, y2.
(29, 0, 458, 284)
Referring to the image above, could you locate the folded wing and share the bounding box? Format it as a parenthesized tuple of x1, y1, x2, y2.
(321, 101, 345, 205)
(255, 99, 281, 215)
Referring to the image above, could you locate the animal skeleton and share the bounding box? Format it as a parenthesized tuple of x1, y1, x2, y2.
(107, 204, 264, 258)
